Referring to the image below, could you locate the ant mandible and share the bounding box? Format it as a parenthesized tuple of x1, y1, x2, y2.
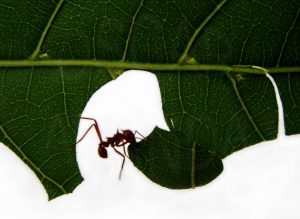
(76, 117, 144, 179)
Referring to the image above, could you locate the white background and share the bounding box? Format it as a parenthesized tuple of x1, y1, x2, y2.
(0, 70, 299, 219)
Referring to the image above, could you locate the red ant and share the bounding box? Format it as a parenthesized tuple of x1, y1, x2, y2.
(76, 117, 144, 179)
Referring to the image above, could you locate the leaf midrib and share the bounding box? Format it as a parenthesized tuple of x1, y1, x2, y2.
(0, 60, 299, 74)
(2, 0, 299, 75)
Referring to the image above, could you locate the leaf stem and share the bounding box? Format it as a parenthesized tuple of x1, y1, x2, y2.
(0, 60, 299, 74)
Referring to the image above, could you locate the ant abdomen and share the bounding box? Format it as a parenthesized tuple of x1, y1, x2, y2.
(98, 146, 108, 158)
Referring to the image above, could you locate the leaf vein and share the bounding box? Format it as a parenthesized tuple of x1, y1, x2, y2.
(0, 125, 67, 194)
(60, 67, 72, 130)
(276, 7, 300, 67)
(228, 75, 265, 141)
(29, 0, 65, 59)
(122, 0, 144, 61)
(178, 0, 229, 63)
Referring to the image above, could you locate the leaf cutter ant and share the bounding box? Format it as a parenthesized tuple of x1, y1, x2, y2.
(76, 117, 144, 179)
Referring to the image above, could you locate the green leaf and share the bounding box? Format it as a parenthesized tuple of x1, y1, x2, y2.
(128, 128, 223, 188)
(0, 0, 299, 198)
(129, 0, 299, 187)
(0, 67, 111, 199)
(129, 72, 279, 186)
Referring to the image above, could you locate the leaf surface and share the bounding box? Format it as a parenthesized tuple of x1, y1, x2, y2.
(130, 0, 300, 187)
(0, 0, 299, 198)
(0, 67, 111, 199)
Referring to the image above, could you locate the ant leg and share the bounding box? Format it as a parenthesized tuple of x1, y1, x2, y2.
(135, 130, 145, 138)
(134, 130, 145, 141)
(80, 117, 103, 142)
(114, 141, 129, 158)
(121, 144, 129, 158)
(112, 147, 126, 180)
(76, 124, 96, 145)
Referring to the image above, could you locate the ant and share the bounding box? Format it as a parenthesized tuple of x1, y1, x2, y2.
(76, 117, 144, 179)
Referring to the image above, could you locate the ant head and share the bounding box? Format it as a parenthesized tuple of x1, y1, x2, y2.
(122, 130, 134, 136)
(98, 146, 108, 158)
(121, 130, 136, 143)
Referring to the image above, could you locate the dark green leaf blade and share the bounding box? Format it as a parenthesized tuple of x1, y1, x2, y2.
(128, 0, 298, 187)
(128, 71, 278, 188)
(272, 10, 300, 135)
(128, 128, 223, 188)
(126, 0, 299, 188)
(0, 67, 111, 199)
(0, 0, 60, 59)
(157, 72, 278, 157)
(0, 0, 299, 197)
